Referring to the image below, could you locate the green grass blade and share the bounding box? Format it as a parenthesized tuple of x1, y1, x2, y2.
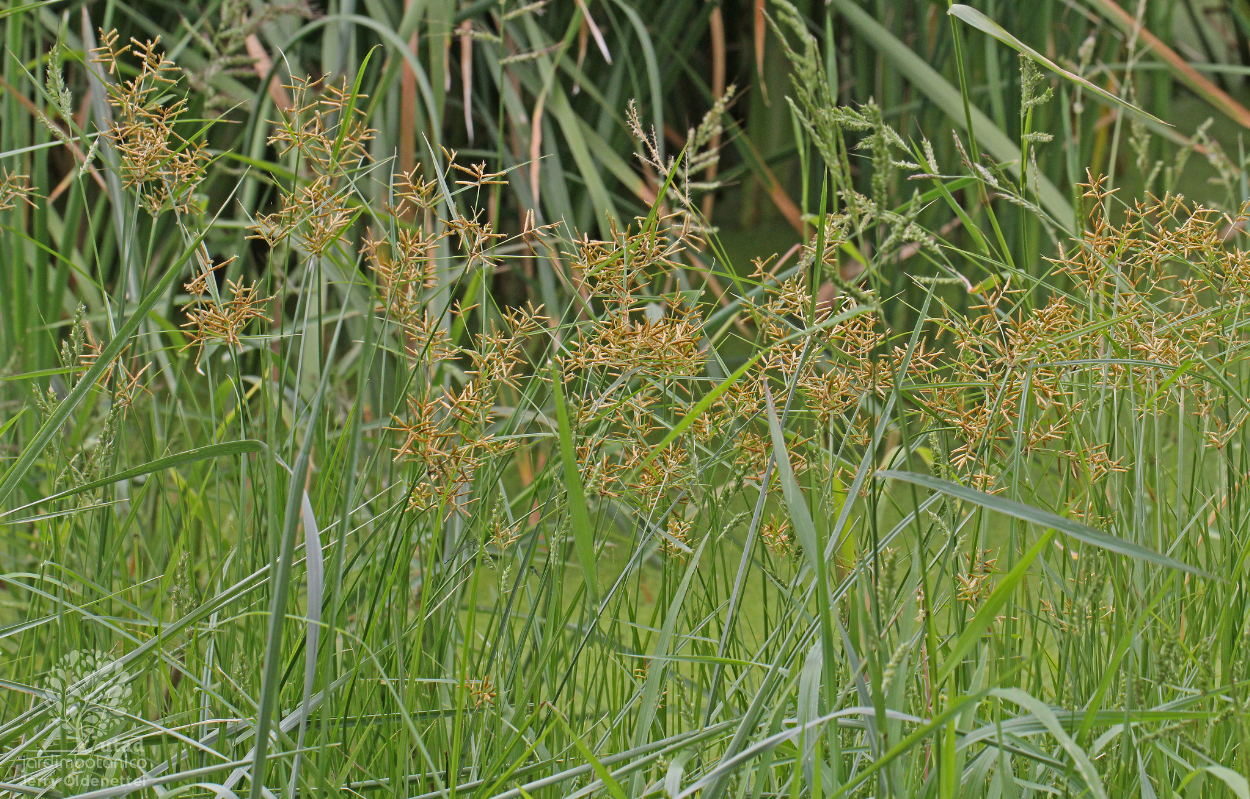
(1180, 766, 1250, 799)
(1086, 0, 1250, 130)
(0, 226, 207, 508)
(288, 490, 324, 797)
(948, 4, 1166, 126)
(880, 470, 1213, 578)
(829, 0, 1074, 229)
(0, 0, 53, 20)
(250, 350, 334, 799)
(990, 688, 1108, 799)
(936, 530, 1053, 687)
(551, 361, 599, 606)
(636, 351, 761, 474)
(1, 440, 264, 518)
(550, 710, 629, 799)
(629, 536, 706, 795)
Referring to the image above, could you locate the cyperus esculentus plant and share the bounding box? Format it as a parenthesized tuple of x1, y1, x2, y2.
(7, 5, 1250, 798)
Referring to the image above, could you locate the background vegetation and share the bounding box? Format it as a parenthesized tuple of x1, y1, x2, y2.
(4, 0, 1250, 798)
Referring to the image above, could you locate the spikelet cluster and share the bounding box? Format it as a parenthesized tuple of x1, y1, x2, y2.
(92, 32, 209, 215)
(183, 0, 313, 108)
(390, 302, 548, 515)
(181, 255, 272, 363)
(626, 85, 733, 241)
(0, 169, 33, 212)
(251, 77, 376, 256)
(920, 176, 1245, 492)
(528, 173, 1250, 549)
(84, 37, 275, 362)
(556, 218, 707, 515)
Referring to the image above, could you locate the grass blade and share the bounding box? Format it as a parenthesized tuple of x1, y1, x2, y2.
(1086, 0, 1250, 130)
(250, 352, 333, 799)
(1, 441, 264, 518)
(949, 4, 1166, 126)
(935, 530, 1053, 687)
(990, 688, 1108, 799)
(1180, 766, 1250, 799)
(628, 536, 706, 796)
(0, 227, 207, 507)
(550, 710, 629, 799)
(880, 470, 1212, 578)
(636, 351, 761, 474)
(551, 361, 599, 605)
(287, 490, 324, 799)
(829, 0, 1074, 228)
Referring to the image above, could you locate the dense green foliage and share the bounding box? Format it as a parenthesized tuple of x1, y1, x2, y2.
(4, 1, 1250, 798)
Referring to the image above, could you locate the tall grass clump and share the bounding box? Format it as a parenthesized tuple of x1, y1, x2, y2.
(3, 1, 1250, 798)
